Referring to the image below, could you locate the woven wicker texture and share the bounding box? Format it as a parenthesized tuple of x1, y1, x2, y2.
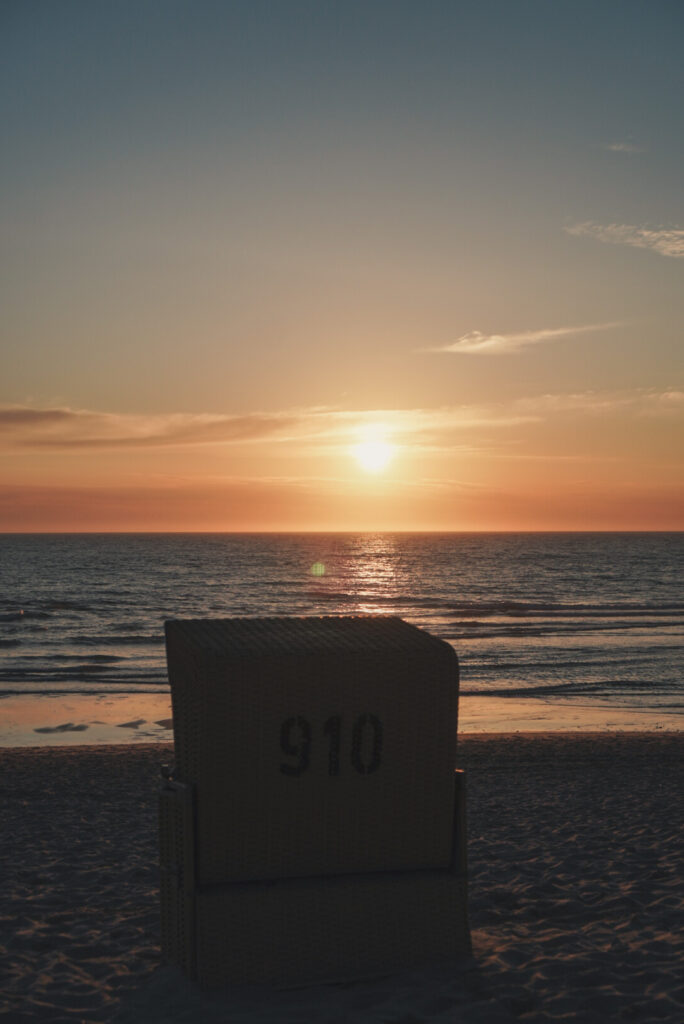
(194, 871, 470, 987)
(159, 769, 469, 984)
(159, 782, 195, 974)
(165, 616, 459, 885)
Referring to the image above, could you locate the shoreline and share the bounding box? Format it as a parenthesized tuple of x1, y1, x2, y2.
(1, 691, 682, 747)
(2, 733, 683, 1021)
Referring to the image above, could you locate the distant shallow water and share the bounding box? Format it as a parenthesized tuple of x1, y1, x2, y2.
(0, 532, 682, 742)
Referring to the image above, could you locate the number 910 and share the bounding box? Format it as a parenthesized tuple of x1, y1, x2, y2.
(279, 714, 383, 777)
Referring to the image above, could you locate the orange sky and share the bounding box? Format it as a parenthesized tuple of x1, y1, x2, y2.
(2, 395, 682, 530)
(2, 4, 683, 531)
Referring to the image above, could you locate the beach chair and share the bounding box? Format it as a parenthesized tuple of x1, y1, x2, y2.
(159, 616, 470, 987)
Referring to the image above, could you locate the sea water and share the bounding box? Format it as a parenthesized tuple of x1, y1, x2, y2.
(1, 533, 682, 736)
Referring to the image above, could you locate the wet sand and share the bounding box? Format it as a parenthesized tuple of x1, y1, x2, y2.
(1, 733, 682, 1022)
(2, 691, 683, 748)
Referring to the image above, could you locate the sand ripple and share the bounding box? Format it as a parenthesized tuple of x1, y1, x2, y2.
(1, 733, 682, 1022)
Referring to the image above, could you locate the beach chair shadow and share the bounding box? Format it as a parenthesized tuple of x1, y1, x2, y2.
(159, 616, 471, 987)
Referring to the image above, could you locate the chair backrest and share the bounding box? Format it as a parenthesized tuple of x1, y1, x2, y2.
(165, 616, 459, 887)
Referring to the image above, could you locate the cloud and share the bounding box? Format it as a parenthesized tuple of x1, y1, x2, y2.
(0, 406, 300, 449)
(636, 389, 684, 415)
(603, 142, 644, 154)
(0, 408, 74, 426)
(0, 402, 539, 455)
(2, 389, 679, 459)
(514, 388, 684, 417)
(566, 222, 684, 259)
(424, 321, 621, 355)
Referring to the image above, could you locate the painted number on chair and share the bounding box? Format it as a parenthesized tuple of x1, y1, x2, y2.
(279, 715, 383, 777)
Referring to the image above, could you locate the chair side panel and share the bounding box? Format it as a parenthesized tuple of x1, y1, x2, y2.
(159, 782, 196, 977)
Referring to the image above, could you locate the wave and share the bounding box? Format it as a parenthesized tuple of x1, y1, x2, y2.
(461, 678, 684, 699)
(47, 653, 128, 663)
(445, 600, 684, 617)
(468, 652, 680, 672)
(39, 600, 94, 612)
(72, 635, 163, 646)
(309, 589, 451, 609)
(307, 591, 684, 617)
(0, 667, 166, 686)
(0, 610, 52, 622)
(444, 622, 684, 642)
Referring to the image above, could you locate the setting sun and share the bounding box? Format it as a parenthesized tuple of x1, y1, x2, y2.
(353, 438, 395, 473)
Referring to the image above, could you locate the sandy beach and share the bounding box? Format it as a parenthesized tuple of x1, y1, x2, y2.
(1, 733, 682, 1023)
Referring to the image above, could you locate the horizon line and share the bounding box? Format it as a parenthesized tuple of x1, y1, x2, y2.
(1, 529, 681, 537)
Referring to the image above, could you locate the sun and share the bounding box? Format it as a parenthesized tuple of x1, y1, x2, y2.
(352, 438, 395, 473)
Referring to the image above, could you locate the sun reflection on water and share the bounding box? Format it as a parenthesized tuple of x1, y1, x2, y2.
(307, 534, 405, 616)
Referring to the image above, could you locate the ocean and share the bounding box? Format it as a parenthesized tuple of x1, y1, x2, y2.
(1, 533, 682, 732)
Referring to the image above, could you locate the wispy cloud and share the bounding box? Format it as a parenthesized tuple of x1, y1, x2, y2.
(566, 222, 684, 259)
(423, 321, 621, 355)
(603, 141, 644, 154)
(0, 406, 299, 449)
(2, 389, 680, 458)
(513, 388, 684, 417)
(0, 403, 538, 453)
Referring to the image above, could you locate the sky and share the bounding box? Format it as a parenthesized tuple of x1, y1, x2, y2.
(1, 0, 683, 531)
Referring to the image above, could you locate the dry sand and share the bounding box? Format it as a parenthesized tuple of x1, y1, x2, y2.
(1, 733, 682, 1022)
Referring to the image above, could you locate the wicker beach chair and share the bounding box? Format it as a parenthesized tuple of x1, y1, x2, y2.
(160, 616, 470, 987)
